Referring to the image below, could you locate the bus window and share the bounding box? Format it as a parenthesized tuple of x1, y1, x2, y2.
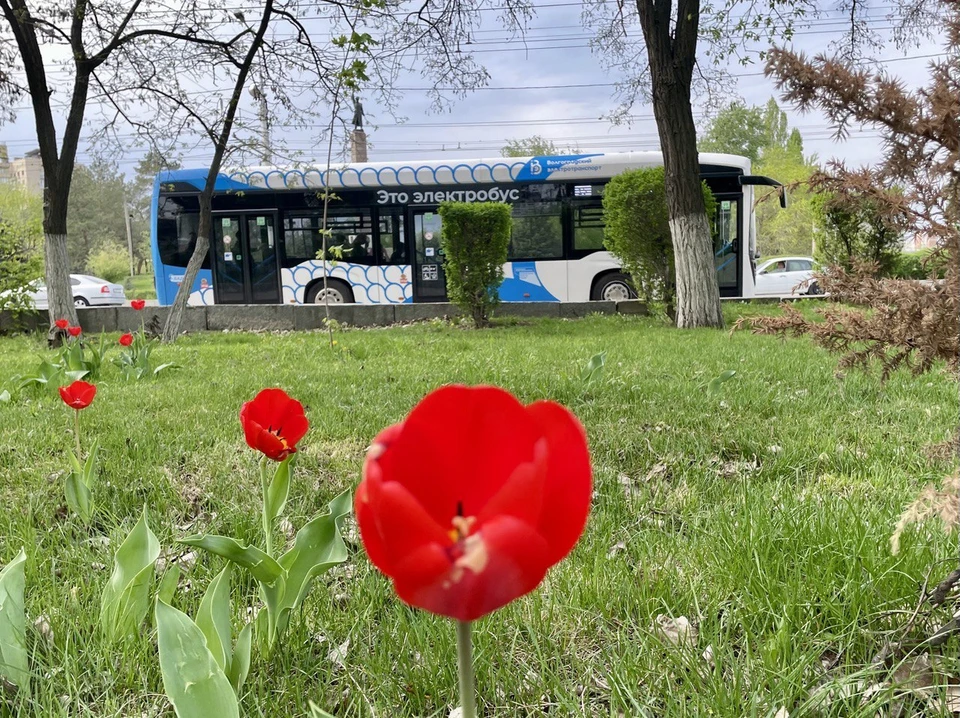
(378, 210, 407, 264)
(157, 197, 207, 268)
(510, 204, 563, 259)
(283, 210, 374, 265)
(573, 204, 605, 251)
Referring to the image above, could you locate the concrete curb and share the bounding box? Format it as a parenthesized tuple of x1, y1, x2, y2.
(1, 296, 818, 335)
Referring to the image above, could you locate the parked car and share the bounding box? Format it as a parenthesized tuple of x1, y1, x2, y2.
(3, 275, 127, 309)
(754, 256, 822, 296)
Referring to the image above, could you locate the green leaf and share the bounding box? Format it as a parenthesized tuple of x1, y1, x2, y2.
(195, 564, 233, 672)
(273, 490, 352, 634)
(39, 359, 61, 382)
(66, 448, 83, 475)
(155, 600, 240, 718)
(64, 369, 90, 382)
(153, 362, 181, 376)
(228, 622, 253, 693)
(65, 471, 93, 524)
(707, 369, 738, 395)
(265, 456, 293, 523)
(580, 351, 606, 384)
(157, 564, 181, 607)
(179, 535, 283, 585)
(0, 548, 29, 696)
(100, 507, 160, 642)
(83, 440, 99, 485)
(308, 702, 336, 718)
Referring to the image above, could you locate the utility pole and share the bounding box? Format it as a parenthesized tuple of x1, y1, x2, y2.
(251, 82, 271, 164)
(124, 207, 135, 277)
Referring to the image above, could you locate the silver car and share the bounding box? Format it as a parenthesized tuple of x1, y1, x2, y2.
(754, 256, 822, 296)
(18, 275, 127, 308)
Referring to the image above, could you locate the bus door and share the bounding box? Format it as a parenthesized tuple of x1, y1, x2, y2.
(409, 209, 447, 302)
(212, 212, 281, 304)
(714, 196, 741, 297)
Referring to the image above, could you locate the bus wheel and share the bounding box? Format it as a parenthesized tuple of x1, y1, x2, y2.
(306, 279, 354, 304)
(592, 272, 636, 301)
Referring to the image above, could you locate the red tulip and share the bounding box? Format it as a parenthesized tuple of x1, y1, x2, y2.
(59, 380, 97, 410)
(67, 326, 82, 337)
(55, 319, 69, 330)
(131, 299, 146, 311)
(355, 385, 592, 622)
(240, 388, 309, 462)
(119, 332, 134, 347)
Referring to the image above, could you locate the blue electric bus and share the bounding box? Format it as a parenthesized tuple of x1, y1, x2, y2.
(151, 151, 779, 306)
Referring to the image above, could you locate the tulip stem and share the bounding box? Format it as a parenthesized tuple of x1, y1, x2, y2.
(74, 409, 81, 457)
(456, 620, 478, 718)
(260, 457, 274, 558)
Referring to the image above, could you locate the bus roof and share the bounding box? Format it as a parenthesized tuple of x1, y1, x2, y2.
(158, 151, 751, 193)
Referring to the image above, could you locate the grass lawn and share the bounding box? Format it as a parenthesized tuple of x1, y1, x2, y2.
(124, 273, 157, 300)
(0, 307, 956, 717)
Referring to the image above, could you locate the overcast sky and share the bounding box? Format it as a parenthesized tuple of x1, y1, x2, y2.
(0, 0, 944, 176)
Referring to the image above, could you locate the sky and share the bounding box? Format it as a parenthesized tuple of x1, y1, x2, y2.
(0, 0, 946, 177)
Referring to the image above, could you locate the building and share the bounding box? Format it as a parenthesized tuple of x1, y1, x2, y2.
(0, 144, 44, 194)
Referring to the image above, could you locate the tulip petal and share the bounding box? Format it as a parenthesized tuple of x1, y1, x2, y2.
(366, 477, 450, 569)
(393, 515, 550, 622)
(476, 439, 547, 527)
(376, 385, 541, 525)
(354, 474, 392, 576)
(525, 401, 592, 565)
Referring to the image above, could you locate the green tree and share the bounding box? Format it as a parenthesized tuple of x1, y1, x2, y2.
(0, 183, 43, 313)
(754, 144, 820, 258)
(812, 191, 905, 275)
(698, 102, 767, 162)
(67, 160, 129, 273)
(603, 166, 716, 318)
(699, 98, 792, 162)
(438, 202, 513, 328)
(501, 135, 579, 157)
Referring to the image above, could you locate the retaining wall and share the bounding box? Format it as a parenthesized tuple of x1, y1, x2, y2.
(1, 296, 807, 335)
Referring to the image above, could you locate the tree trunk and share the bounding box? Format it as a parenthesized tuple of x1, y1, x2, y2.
(162, 196, 211, 342)
(43, 232, 77, 329)
(636, 0, 724, 329)
(651, 80, 724, 329)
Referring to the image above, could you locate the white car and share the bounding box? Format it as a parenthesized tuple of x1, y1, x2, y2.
(754, 256, 822, 296)
(15, 275, 127, 309)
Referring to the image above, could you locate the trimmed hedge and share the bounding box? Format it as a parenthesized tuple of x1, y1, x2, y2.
(437, 202, 513, 328)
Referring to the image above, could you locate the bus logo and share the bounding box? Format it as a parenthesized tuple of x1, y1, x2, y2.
(529, 159, 542, 176)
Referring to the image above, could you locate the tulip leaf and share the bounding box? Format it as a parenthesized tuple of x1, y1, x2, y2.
(66, 448, 83, 475)
(0, 548, 29, 697)
(83, 440, 99, 483)
(39, 359, 61, 382)
(707, 369, 737, 395)
(65, 471, 93, 524)
(157, 564, 181, 607)
(153, 362, 181, 376)
(580, 351, 606, 385)
(228, 622, 253, 693)
(155, 600, 240, 718)
(308, 702, 336, 718)
(179, 534, 283, 585)
(265, 456, 293, 524)
(196, 564, 233, 672)
(274, 490, 352, 634)
(64, 369, 90, 382)
(100, 507, 160, 643)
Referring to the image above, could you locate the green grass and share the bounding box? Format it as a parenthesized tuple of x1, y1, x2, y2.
(124, 274, 157, 300)
(0, 307, 956, 717)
